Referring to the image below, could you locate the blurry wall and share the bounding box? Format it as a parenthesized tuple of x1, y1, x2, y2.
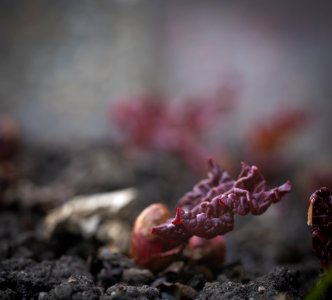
(0, 0, 331, 158)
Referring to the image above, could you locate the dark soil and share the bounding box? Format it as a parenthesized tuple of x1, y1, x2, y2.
(0, 144, 328, 299)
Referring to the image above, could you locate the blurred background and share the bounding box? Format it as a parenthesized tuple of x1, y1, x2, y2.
(0, 0, 331, 159)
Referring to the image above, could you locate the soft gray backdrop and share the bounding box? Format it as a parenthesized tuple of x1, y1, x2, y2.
(0, 0, 331, 160)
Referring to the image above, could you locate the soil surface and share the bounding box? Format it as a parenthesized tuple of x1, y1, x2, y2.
(0, 144, 329, 299)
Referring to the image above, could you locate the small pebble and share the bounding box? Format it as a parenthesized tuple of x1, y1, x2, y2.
(258, 286, 266, 293)
(121, 268, 154, 285)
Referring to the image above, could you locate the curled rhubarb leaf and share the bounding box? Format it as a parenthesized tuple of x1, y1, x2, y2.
(153, 159, 291, 241)
(308, 187, 332, 270)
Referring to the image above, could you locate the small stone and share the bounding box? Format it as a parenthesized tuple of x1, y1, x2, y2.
(258, 286, 266, 293)
(53, 284, 73, 298)
(121, 268, 154, 285)
(97, 220, 131, 253)
(174, 283, 198, 299)
(45, 188, 137, 237)
(38, 292, 47, 300)
(273, 293, 292, 300)
(106, 284, 160, 299)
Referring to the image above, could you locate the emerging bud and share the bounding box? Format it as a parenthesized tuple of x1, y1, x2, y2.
(130, 203, 184, 271)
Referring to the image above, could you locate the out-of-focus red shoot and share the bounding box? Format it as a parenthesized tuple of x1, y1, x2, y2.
(111, 84, 238, 173)
(0, 116, 20, 185)
(247, 107, 310, 154)
(184, 235, 225, 267)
